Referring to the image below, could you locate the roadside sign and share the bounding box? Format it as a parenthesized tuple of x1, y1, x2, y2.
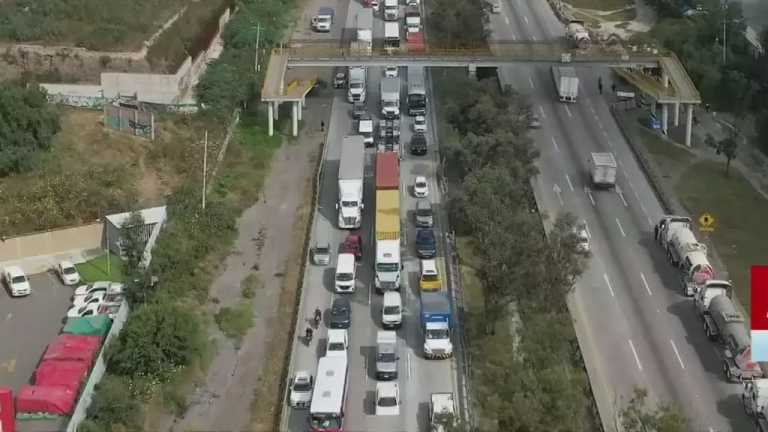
(698, 213, 715, 232)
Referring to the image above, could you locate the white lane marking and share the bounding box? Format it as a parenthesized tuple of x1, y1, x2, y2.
(594, 114, 600, 121)
(539, 105, 546, 118)
(565, 173, 574, 191)
(589, 105, 596, 113)
(564, 105, 573, 118)
(603, 273, 615, 297)
(615, 218, 626, 237)
(529, 76, 535, 89)
(640, 272, 652, 296)
(524, 16, 529, 24)
(616, 185, 628, 207)
(552, 137, 560, 152)
(368, 282, 372, 305)
(584, 186, 595, 206)
(599, 122, 605, 130)
(628, 339, 643, 371)
(504, 16, 510, 25)
(618, 159, 624, 167)
(553, 183, 564, 206)
(633, 189, 640, 201)
(670, 339, 686, 370)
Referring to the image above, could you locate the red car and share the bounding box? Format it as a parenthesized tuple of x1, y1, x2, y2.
(341, 234, 363, 261)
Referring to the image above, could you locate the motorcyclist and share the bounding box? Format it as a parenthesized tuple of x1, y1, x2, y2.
(314, 307, 322, 327)
(305, 327, 313, 342)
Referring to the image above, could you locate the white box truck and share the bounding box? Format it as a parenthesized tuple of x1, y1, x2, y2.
(589, 152, 617, 189)
(347, 66, 367, 103)
(407, 66, 426, 116)
(384, 22, 400, 51)
(380, 77, 401, 119)
(337, 136, 365, 229)
(351, 9, 373, 55)
(552, 65, 579, 102)
(384, 0, 399, 21)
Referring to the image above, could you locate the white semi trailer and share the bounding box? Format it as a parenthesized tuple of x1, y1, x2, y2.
(337, 136, 365, 229)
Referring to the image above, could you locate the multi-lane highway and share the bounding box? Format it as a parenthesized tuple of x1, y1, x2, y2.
(489, 2, 751, 431)
(281, 2, 459, 431)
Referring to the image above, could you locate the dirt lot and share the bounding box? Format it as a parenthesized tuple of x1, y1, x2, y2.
(0, 107, 225, 236)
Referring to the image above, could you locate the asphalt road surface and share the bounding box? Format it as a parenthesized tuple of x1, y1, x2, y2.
(490, 3, 751, 432)
(281, 4, 459, 432)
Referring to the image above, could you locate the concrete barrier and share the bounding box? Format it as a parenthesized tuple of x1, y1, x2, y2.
(0, 222, 104, 274)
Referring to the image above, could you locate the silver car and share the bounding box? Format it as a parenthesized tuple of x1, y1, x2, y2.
(289, 371, 313, 408)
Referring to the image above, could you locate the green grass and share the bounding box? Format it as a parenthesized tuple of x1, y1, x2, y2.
(603, 7, 636, 21)
(214, 300, 254, 347)
(76, 254, 124, 283)
(240, 273, 262, 299)
(567, 0, 633, 11)
(674, 161, 768, 310)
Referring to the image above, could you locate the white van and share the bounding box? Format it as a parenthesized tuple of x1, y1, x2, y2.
(326, 329, 349, 358)
(335, 253, 357, 293)
(382, 291, 403, 329)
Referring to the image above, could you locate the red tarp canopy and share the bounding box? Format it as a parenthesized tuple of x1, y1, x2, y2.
(15, 385, 77, 415)
(0, 387, 15, 432)
(35, 360, 90, 393)
(42, 334, 101, 367)
(375, 152, 399, 190)
(407, 32, 425, 53)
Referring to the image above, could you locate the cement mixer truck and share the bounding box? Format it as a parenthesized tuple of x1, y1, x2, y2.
(655, 215, 716, 296)
(566, 20, 590, 49)
(701, 294, 763, 382)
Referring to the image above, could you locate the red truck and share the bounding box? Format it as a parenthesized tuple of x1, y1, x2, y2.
(341, 234, 363, 261)
(407, 31, 425, 54)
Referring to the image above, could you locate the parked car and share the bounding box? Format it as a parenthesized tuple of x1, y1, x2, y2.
(341, 234, 363, 262)
(382, 291, 403, 329)
(74, 281, 124, 297)
(57, 261, 81, 286)
(312, 242, 331, 266)
(333, 71, 347, 88)
(67, 301, 121, 319)
(413, 176, 429, 198)
(329, 297, 351, 329)
(415, 229, 437, 259)
(289, 371, 314, 408)
(410, 133, 427, 155)
(72, 289, 123, 311)
(413, 115, 427, 133)
(375, 382, 400, 416)
(384, 66, 399, 78)
(326, 329, 349, 357)
(3, 266, 31, 297)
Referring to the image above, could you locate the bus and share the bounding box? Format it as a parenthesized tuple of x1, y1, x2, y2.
(309, 356, 349, 432)
(407, 66, 427, 116)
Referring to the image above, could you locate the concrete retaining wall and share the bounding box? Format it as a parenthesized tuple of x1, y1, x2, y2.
(0, 222, 104, 274)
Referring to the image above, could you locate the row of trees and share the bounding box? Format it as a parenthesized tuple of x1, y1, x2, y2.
(634, 0, 768, 154)
(438, 72, 690, 431)
(81, 0, 297, 429)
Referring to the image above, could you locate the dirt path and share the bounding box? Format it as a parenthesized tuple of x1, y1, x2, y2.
(154, 85, 332, 432)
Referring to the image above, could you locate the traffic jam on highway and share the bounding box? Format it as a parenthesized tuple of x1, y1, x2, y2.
(286, 0, 459, 431)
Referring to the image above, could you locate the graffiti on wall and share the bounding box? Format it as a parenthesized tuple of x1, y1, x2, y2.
(104, 105, 156, 140)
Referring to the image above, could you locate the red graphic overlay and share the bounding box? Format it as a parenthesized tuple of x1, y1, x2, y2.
(752, 266, 768, 330)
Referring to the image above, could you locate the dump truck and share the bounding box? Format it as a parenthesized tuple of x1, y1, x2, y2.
(380, 77, 401, 119)
(351, 8, 373, 55)
(566, 20, 590, 49)
(337, 136, 365, 229)
(378, 119, 400, 153)
(375, 153, 401, 292)
(552, 66, 579, 102)
(703, 294, 763, 382)
(430, 393, 456, 431)
(420, 291, 453, 359)
(589, 152, 617, 189)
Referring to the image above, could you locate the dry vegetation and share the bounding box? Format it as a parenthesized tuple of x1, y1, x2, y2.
(0, 107, 224, 236)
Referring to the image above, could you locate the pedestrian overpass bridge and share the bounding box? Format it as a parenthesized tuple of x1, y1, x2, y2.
(262, 40, 701, 144)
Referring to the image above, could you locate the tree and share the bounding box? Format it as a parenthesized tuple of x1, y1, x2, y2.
(0, 82, 61, 176)
(757, 110, 768, 156)
(428, 0, 489, 48)
(535, 213, 588, 305)
(121, 211, 147, 275)
(84, 375, 144, 432)
(621, 387, 689, 432)
(716, 133, 738, 176)
(107, 300, 205, 381)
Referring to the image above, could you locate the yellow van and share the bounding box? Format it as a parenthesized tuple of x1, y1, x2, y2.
(419, 259, 441, 291)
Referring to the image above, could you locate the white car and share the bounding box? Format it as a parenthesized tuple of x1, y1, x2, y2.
(413, 115, 427, 133)
(57, 261, 81, 286)
(74, 281, 124, 297)
(326, 329, 349, 357)
(384, 66, 398, 78)
(574, 225, 590, 252)
(375, 382, 400, 416)
(66, 302, 120, 319)
(289, 371, 314, 408)
(413, 176, 429, 198)
(3, 266, 31, 297)
(71, 290, 109, 310)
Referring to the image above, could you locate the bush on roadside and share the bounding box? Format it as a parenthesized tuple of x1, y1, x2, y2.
(84, 375, 145, 432)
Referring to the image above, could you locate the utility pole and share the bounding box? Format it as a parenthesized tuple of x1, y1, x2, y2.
(254, 23, 261, 73)
(202, 130, 208, 210)
(722, 0, 728, 64)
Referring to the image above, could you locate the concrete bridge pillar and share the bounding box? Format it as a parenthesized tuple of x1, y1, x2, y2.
(468, 64, 477, 78)
(273, 101, 280, 121)
(292, 101, 299, 137)
(662, 103, 668, 135)
(297, 100, 303, 121)
(674, 102, 680, 127)
(268, 102, 274, 137)
(685, 104, 693, 147)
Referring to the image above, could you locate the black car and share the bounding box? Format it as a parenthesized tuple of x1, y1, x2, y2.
(329, 297, 351, 329)
(352, 102, 367, 120)
(415, 229, 437, 258)
(410, 133, 427, 156)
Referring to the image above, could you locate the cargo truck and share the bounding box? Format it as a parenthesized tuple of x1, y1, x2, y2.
(407, 66, 427, 116)
(405, 7, 421, 33)
(375, 152, 401, 292)
(337, 136, 365, 229)
(351, 9, 373, 55)
(347, 66, 367, 103)
(552, 66, 579, 102)
(430, 393, 456, 432)
(384, 0, 399, 21)
(702, 294, 763, 382)
(385, 22, 400, 52)
(311, 7, 335, 32)
(420, 291, 453, 359)
(380, 77, 401, 119)
(589, 152, 617, 189)
(378, 119, 400, 153)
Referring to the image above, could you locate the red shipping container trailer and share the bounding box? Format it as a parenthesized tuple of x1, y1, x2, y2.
(42, 334, 101, 367)
(0, 387, 14, 432)
(407, 32, 425, 54)
(375, 152, 400, 190)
